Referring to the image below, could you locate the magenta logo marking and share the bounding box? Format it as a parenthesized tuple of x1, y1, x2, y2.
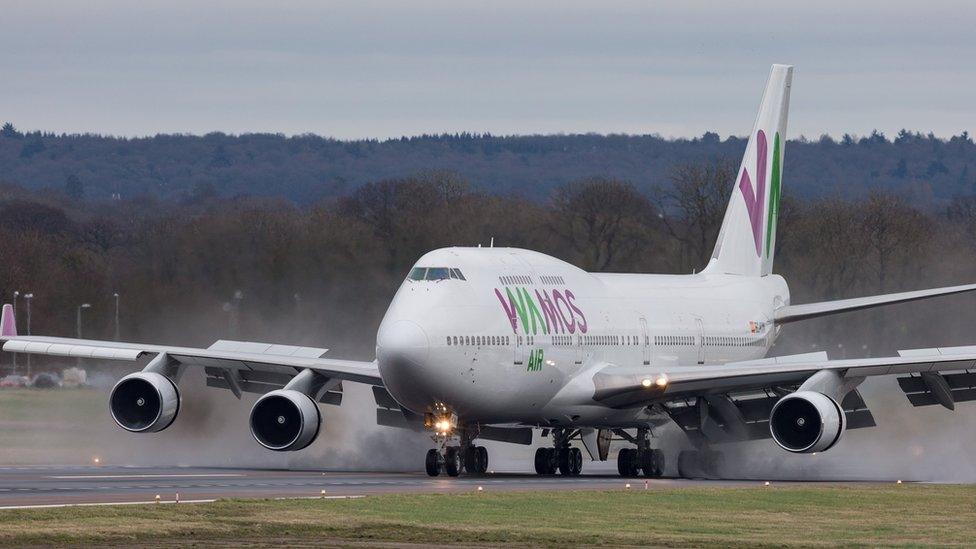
(738, 130, 767, 256)
(494, 286, 588, 335)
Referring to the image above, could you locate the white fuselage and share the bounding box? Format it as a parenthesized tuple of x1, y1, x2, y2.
(376, 247, 789, 427)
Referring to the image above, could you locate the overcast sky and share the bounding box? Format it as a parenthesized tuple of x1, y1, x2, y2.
(3, 1, 974, 140)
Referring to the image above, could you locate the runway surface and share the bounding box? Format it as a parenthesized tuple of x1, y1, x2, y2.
(0, 464, 861, 508)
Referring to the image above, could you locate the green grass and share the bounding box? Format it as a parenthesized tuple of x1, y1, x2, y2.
(0, 388, 107, 462)
(0, 388, 103, 423)
(0, 485, 974, 547)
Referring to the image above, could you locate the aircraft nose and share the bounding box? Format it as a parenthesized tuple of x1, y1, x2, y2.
(377, 319, 429, 365)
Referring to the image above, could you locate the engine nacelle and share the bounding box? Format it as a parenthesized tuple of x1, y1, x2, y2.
(109, 372, 180, 433)
(249, 389, 321, 451)
(769, 391, 846, 453)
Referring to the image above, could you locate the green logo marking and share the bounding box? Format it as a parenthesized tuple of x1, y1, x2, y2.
(765, 132, 782, 259)
(526, 348, 544, 372)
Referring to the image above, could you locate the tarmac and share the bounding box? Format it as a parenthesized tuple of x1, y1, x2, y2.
(0, 464, 840, 508)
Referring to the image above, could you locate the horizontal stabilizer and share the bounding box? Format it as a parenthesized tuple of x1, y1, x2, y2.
(775, 283, 976, 324)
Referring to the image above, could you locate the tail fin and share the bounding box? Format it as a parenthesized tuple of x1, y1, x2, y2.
(1, 304, 16, 337)
(704, 64, 792, 277)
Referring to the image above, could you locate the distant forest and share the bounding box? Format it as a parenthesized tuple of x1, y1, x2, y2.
(1, 122, 974, 207)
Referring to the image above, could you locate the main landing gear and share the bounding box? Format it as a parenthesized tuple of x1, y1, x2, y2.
(616, 427, 664, 478)
(425, 434, 489, 477)
(534, 428, 583, 476)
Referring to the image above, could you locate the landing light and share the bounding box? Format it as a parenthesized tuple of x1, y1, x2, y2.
(641, 378, 652, 388)
(655, 375, 668, 388)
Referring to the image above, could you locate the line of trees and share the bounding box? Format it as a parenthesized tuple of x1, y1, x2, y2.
(1, 122, 974, 207)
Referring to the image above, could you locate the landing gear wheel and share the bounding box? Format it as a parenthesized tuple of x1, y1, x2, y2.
(444, 446, 462, 477)
(570, 447, 583, 476)
(639, 449, 665, 478)
(617, 448, 630, 476)
(464, 446, 479, 473)
(677, 450, 701, 479)
(701, 450, 725, 479)
(425, 449, 441, 477)
(534, 447, 546, 475)
(476, 446, 489, 475)
(651, 449, 665, 478)
(558, 448, 573, 476)
(617, 448, 639, 477)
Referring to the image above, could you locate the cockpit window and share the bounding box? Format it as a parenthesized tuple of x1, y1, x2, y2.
(407, 267, 466, 282)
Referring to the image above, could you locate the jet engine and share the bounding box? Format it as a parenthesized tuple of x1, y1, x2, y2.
(249, 389, 321, 451)
(769, 391, 845, 453)
(109, 372, 180, 433)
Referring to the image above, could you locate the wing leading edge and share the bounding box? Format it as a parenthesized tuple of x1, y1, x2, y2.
(774, 283, 976, 324)
(1, 334, 382, 386)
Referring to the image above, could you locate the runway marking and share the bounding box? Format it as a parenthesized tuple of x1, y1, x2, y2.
(47, 474, 246, 480)
(273, 495, 366, 501)
(0, 499, 218, 510)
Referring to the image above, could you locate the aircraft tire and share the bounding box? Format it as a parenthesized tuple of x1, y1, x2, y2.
(476, 446, 489, 474)
(534, 447, 548, 475)
(618, 448, 638, 477)
(652, 449, 665, 478)
(570, 447, 583, 476)
(558, 448, 573, 476)
(677, 450, 701, 479)
(425, 449, 441, 477)
(464, 447, 479, 473)
(445, 446, 462, 477)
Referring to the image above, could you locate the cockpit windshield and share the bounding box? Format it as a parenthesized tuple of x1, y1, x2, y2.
(408, 267, 466, 282)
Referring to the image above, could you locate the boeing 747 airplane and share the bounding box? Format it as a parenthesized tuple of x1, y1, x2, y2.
(4, 64, 976, 478)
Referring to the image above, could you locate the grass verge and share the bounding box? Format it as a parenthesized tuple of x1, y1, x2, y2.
(0, 484, 973, 547)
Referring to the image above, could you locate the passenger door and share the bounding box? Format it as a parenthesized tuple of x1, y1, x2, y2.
(639, 317, 650, 365)
(695, 317, 705, 365)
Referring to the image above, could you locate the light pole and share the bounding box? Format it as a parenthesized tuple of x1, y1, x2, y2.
(113, 292, 120, 341)
(23, 293, 32, 378)
(76, 303, 91, 368)
(11, 291, 18, 374)
(76, 303, 91, 339)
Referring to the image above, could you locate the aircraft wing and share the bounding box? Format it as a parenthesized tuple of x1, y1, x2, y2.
(774, 283, 976, 324)
(0, 334, 382, 387)
(591, 346, 976, 410)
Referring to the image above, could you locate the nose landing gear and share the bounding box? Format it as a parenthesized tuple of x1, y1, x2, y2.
(424, 428, 489, 477)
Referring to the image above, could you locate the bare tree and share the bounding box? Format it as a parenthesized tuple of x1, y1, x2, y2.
(550, 177, 657, 271)
(859, 191, 929, 292)
(654, 159, 735, 271)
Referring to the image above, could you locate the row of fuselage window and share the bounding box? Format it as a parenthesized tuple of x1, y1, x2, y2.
(498, 274, 567, 286)
(446, 334, 766, 348)
(655, 335, 766, 347)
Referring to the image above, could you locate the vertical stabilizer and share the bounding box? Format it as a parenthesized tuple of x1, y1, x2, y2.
(704, 64, 792, 277)
(0, 304, 16, 337)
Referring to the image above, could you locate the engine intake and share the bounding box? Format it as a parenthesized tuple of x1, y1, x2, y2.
(769, 391, 845, 453)
(249, 389, 321, 451)
(109, 372, 180, 433)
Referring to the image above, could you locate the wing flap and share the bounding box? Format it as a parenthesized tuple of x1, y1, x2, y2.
(3, 340, 144, 361)
(591, 344, 976, 410)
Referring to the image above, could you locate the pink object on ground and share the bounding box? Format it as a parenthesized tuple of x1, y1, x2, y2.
(0, 304, 16, 337)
